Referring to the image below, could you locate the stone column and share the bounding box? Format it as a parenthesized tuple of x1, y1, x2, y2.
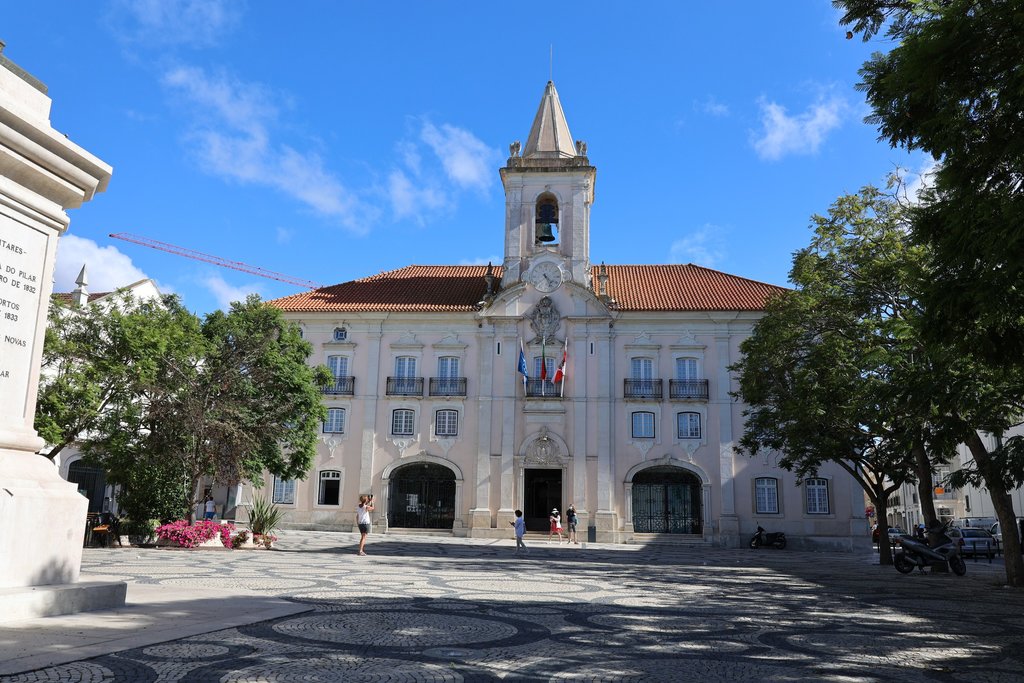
(468, 323, 495, 532)
(0, 45, 125, 617)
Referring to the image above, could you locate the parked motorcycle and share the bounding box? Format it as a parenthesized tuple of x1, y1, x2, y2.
(749, 526, 786, 549)
(894, 524, 966, 576)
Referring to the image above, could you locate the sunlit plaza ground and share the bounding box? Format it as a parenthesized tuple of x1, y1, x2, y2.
(2, 530, 1022, 682)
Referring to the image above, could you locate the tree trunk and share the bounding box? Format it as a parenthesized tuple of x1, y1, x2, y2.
(911, 438, 947, 573)
(913, 438, 938, 529)
(873, 482, 893, 565)
(966, 432, 1024, 587)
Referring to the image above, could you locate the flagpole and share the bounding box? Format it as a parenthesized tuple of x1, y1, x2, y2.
(541, 335, 546, 396)
(560, 337, 567, 398)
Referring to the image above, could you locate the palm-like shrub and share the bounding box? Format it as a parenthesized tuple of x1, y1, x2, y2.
(247, 494, 285, 537)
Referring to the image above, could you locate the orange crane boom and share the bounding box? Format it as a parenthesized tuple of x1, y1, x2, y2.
(109, 232, 322, 290)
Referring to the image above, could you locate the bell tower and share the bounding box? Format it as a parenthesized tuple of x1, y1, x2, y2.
(500, 81, 596, 289)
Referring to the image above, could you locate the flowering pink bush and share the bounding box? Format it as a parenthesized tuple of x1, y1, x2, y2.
(155, 520, 237, 548)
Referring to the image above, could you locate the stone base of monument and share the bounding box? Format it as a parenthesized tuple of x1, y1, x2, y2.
(0, 453, 128, 621)
(1, 581, 128, 622)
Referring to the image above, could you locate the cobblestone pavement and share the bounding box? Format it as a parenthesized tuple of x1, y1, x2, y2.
(4, 531, 1024, 682)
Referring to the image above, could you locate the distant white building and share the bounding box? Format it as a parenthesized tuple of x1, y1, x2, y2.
(246, 82, 866, 549)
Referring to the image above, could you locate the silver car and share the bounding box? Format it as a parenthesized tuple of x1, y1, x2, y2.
(948, 527, 999, 559)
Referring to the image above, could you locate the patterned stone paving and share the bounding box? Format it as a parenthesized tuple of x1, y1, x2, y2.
(4, 531, 1024, 682)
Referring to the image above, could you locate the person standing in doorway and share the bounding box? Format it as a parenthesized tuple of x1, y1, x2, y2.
(356, 494, 374, 556)
(510, 509, 528, 553)
(566, 504, 579, 544)
(204, 495, 216, 520)
(549, 508, 564, 544)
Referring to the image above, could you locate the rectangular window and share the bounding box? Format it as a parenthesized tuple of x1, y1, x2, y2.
(272, 476, 295, 505)
(676, 357, 698, 380)
(534, 356, 555, 380)
(324, 408, 346, 434)
(394, 356, 417, 394)
(805, 478, 830, 515)
(318, 470, 341, 506)
(436, 409, 459, 437)
(677, 412, 701, 439)
(392, 409, 415, 436)
(632, 411, 655, 438)
(327, 355, 349, 378)
(631, 357, 654, 380)
(755, 477, 779, 514)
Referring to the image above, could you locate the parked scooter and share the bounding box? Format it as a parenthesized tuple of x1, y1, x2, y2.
(749, 526, 787, 549)
(894, 523, 966, 576)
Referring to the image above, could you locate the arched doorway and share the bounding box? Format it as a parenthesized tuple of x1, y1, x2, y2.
(632, 465, 701, 534)
(67, 460, 107, 513)
(388, 463, 456, 529)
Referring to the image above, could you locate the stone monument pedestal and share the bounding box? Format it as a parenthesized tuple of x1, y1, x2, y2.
(0, 42, 123, 618)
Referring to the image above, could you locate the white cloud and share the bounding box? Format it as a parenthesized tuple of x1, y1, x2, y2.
(275, 227, 293, 244)
(669, 225, 727, 268)
(388, 170, 448, 222)
(698, 96, 730, 117)
(162, 65, 368, 231)
(54, 234, 157, 293)
(902, 156, 940, 203)
(202, 273, 264, 311)
(106, 0, 242, 48)
(752, 95, 847, 161)
(420, 122, 499, 192)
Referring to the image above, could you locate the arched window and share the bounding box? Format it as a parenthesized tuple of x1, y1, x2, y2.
(754, 477, 780, 514)
(318, 470, 341, 506)
(435, 409, 459, 437)
(632, 411, 655, 439)
(805, 478, 830, 514)
(535, 192, 559, 243)
(324, 408, 346, 434)
(677, 412, 701, 439)
(392, 409, 415, 436)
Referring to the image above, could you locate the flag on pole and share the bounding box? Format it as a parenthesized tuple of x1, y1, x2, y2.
(553, 338, 567, 395)
(517, 339, 528, 389)
(540, 336, 548, 381)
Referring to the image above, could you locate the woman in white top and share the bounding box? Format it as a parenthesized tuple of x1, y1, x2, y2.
(356, 494, 374, 555)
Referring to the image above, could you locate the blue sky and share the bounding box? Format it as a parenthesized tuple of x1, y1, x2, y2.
(4, 1, 927, 315)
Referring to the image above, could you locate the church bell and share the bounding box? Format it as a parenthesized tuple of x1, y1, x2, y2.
(535, 222, 556, 242)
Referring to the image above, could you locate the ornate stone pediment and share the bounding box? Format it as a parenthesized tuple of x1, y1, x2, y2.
(524, 426, 567, 466)
(526, 296, 561, 342)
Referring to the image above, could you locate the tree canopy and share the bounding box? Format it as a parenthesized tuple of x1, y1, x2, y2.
(836, 0, 1024, 360)
(39, 293, 330, 522)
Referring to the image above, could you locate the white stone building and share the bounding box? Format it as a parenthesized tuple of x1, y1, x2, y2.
(249, 82, 865, 549)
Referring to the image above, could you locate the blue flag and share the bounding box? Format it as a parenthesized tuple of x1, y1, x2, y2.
(517, 340, 528, 382)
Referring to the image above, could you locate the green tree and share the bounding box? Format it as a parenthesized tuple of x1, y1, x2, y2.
(36, 293, 168, 463)
(836, 0, 1024, 360)
(86, 294, 330, 521)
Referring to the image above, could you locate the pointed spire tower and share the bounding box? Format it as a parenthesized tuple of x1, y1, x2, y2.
(72, 264, 89, 306)
(500, 81, 596, 289)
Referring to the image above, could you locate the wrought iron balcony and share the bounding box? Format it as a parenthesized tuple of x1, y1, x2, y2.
(669, 379, 709, 400)
(429, 377, 468, 396)
(321, 376, 355, 396)
(624, 378, 663, 400)
(524, 378, 561, 398)
(386, 376, 424, 397)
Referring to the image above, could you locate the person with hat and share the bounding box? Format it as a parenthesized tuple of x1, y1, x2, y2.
(548, 507, 564, 544)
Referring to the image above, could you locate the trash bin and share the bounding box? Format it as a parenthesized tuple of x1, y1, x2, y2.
(587, 525, 596, 543)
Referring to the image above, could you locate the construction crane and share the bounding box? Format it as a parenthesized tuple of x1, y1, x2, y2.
(109, 232, 323, 290)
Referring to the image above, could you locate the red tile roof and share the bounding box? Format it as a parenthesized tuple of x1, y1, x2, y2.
(268, 264, 786, 313)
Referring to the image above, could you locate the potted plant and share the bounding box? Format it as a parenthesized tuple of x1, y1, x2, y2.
(121, 518, 158, 546)
(246, 495, 284, 549)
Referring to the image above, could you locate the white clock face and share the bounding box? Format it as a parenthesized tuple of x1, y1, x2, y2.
(531, 262, 562, 292)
